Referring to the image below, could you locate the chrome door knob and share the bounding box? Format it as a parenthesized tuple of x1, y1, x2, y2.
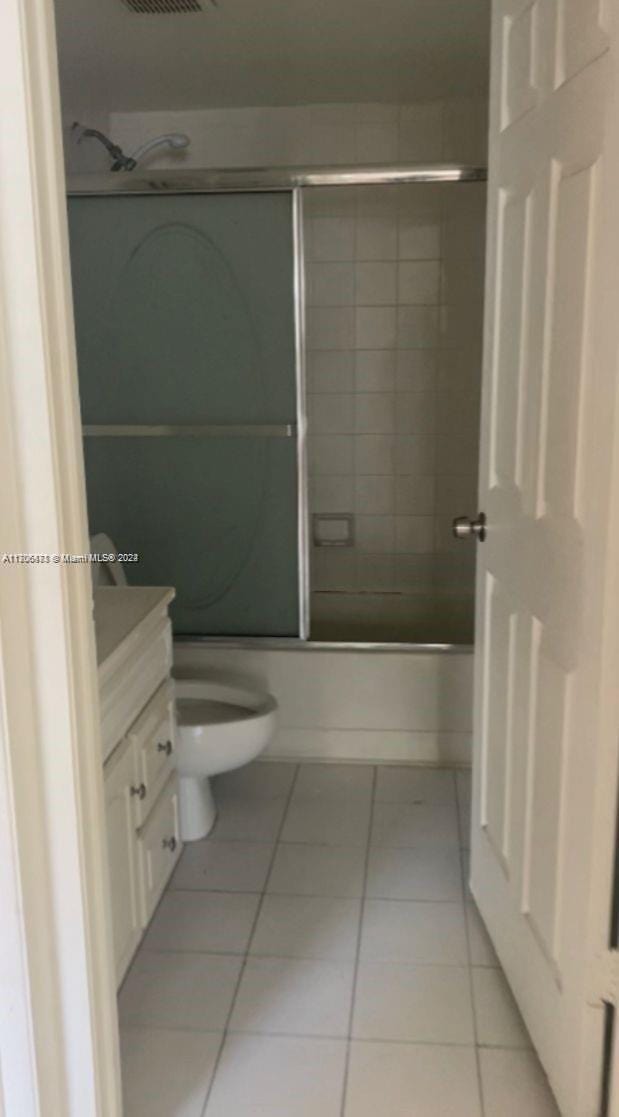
(452, 513, 486, 541)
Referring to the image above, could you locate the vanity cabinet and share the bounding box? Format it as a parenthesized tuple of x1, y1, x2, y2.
(96, 586, 182, 986)
(104, 733, 143, 984)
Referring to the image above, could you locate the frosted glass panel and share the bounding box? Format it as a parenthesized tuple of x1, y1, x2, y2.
(68, 193, 299, 635)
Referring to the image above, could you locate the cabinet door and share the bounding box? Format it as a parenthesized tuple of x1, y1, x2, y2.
(104, 737, 141, 985)
(137, 774, 182, 926)
(128, 681, 177, 827)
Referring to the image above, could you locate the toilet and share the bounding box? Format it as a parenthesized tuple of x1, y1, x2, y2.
(175, 675, 278, 840)
(90, 534, 279, 841)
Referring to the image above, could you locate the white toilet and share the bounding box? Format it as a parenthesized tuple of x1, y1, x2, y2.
(174, 675, 278, 840)
(89, 534, 279, 842)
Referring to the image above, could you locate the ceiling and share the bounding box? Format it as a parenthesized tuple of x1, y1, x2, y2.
(54, 0, 490, 114)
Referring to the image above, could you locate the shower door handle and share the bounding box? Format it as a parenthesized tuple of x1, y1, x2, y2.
(452, 513, 486, 541)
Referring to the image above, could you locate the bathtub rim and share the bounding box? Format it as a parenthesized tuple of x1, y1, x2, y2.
(174, 635, 474, 654)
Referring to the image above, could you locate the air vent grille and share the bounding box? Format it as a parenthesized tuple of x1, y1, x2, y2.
(121, 0, 203, 13)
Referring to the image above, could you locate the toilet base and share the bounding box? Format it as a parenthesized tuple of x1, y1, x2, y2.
(178, 774, 217, 841)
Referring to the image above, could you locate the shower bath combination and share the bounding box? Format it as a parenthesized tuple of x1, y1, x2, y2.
(72, 121, 190, 171)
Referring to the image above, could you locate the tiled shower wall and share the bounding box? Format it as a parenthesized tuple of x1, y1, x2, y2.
(305, 181, 486, 642)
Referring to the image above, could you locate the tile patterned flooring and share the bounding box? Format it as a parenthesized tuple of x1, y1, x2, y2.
(119, 762, 560, 1116)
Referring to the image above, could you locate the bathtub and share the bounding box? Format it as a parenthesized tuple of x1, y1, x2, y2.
(174, 639, 474, 767)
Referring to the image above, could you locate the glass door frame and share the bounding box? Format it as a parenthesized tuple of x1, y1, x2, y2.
(68, 161, 488, 645)
(69, 184, 310, 640)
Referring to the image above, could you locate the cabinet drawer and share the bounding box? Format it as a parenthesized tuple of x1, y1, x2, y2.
(137, 774, 181, 926)
(128, 681, 177, 826)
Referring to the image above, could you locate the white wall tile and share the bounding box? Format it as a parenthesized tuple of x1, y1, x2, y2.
(355, 262, 397, 306)
(307, 307, 355, 350)
(393, 554, 435, 593)
(308, 262, 355, 306)
(357, 553, 395, 592)
(397, 305, 439, 348)
(398, 261, 441, 304)
(395, 392, 436, 435)
(355, 474, 394, 514)
(395, 350, 437, 393)
(308, 393, 354, 434)
(311, 217, 355, 261)
(355, 393, 395, 434)
(356, 217, 398, 261)
(355, 306, 397, 349)
(355, 350, 396, 392)
(310, 475, 354, 513)
(306, 350, 355, 394)
(355, 435, 394, 475)
(311, 549, 357, 591)
(308, 435, 355, 476)
(394, 475, 435, 514)
(398, 216, 441, 260)
(394, 437, 436, 476)
(356, 515, 395, 553)
(395, 516, 435, 553)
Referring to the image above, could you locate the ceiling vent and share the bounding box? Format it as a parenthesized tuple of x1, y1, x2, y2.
(121, 0, 204, 12)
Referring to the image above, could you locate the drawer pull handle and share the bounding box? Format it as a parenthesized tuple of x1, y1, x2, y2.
(162, 836, 177, 852)
(130, 783, 147, 800)
(157, 740, 173, 756)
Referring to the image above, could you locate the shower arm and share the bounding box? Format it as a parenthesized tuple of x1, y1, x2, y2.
(72, 124, 137, 171)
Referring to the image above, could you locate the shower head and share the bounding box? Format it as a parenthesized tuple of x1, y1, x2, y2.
(71, 122, 190, 172)
(128, 133, 191, 165)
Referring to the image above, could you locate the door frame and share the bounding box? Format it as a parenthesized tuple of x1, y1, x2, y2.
(0, 2, 120, 1114)
(2, 3, 619, 1117)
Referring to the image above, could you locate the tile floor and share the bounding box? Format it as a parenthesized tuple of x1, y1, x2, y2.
(119, 762, 560, 1117)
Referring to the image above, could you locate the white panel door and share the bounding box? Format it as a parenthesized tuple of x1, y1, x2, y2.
(471, 2, 619, 1114)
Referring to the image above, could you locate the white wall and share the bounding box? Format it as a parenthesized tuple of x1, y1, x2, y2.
(96, 97, 488, 170)
(174, 643, 474, 765)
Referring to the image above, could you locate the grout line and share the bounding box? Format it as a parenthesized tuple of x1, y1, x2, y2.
(168, 885, 465, 904)
(339, 764, 378, 1117)
(122, 944, 481, 966)
(455, 769, 486, 1117)
(198, 763, 301, 1117)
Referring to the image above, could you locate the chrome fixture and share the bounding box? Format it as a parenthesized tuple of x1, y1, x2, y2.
(452, 513, 487, 541)
(72, 122, 190, 172)
(121, 0, 204, 12)
(72, 123, 137, 171)
(68, 162, 487, 195)
(82, 423, 295, 438)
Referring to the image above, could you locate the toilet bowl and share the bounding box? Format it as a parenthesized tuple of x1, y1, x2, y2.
(175, 676, 278, 841)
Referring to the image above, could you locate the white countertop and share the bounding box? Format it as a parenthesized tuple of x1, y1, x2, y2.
(94, 586, 175, 669)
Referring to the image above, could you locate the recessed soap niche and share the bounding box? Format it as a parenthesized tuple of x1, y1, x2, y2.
(312, 512, 355, 548)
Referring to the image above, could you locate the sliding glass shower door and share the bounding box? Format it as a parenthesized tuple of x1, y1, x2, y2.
(68, 192, 303, 636)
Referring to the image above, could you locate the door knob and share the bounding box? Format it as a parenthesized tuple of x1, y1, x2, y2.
(452, 513, 486, 541)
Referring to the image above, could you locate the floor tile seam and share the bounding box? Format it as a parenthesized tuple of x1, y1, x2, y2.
(125, 951, 482, 969)
(120, 1020, 529, 1054)
(339, 765, 379, 1117)
(199, 763, 302, 1117)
